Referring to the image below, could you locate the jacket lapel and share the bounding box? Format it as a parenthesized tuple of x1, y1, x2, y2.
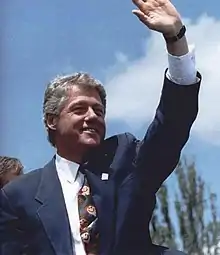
(84, 168, 115, 255)
(82, 134, 128, 254)
(35, 159, 73, 255)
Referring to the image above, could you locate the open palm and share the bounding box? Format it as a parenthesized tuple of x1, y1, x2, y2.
(132, 0, 182, 35)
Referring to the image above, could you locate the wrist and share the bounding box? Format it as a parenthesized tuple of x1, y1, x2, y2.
(166, 33, 189, 57)
(163, 20, 183, 38)
(163, 24, 186, 45)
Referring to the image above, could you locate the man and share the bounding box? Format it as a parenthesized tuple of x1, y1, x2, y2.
(0, 156, 23, 188)
(0, 0, 201, 254)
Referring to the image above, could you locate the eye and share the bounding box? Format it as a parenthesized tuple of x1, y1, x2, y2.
(73, 106, 87, 114)
(94, 108, 104, 117)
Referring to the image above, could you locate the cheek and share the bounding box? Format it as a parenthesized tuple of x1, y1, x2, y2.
(57, 119, 71, 133)
(57, 115, 83, 133)
(100, 119, 106, 136)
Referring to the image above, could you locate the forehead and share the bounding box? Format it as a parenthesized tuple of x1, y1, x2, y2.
(66, 86, 102, 104)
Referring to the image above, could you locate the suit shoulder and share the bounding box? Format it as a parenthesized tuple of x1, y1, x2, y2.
(2, 167, 43, 200)
(105, 132, 137, 145)
(103, 133, 138, 160)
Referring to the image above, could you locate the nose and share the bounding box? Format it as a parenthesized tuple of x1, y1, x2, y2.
(84, 107, 98, 121)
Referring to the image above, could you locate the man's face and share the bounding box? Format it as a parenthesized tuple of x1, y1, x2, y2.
(54, 86, 106, 151)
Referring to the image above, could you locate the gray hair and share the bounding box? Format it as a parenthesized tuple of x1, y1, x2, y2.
(43, 72, 107, 147)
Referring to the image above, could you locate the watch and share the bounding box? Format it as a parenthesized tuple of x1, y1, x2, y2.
(163, 25, 186, 43)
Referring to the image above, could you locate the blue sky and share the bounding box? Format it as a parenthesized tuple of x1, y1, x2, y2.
(1, 0, 220, 206)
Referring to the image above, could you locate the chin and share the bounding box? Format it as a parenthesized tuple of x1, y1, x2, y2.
(83, 138, 101, 147)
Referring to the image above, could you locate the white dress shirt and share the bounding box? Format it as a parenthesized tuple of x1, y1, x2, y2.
(167, 45, 197, 85)
(56, 154, 86, 255)
(55, 46, 198, 255)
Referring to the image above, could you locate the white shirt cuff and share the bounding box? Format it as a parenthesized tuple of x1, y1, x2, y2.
(166, 45, 198, 85)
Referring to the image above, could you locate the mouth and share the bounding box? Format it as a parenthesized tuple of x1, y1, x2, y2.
(81, 127, 99, 135)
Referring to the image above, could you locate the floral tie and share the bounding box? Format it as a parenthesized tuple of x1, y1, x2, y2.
(78, 176, 99, 255)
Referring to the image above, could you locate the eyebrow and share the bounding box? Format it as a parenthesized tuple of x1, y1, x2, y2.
(68, 100, 104, 109)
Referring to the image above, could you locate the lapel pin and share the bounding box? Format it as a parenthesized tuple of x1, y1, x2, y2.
(101, 173, 109, 180)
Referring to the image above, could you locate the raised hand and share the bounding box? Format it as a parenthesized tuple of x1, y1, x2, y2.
(132, 0, 183, 37)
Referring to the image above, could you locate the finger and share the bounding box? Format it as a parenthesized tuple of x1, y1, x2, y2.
(132, 10, 153, 28)
(132, 9, 148, 21)
(132, 0, 146, 11)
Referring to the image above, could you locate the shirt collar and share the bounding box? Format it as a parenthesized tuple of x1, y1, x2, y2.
(55, 154, 80, 183)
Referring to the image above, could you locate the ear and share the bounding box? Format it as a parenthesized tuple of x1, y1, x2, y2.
(46, 114, 58, 131)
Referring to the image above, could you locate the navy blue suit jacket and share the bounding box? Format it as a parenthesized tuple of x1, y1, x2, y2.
(0, 74, 201, 255)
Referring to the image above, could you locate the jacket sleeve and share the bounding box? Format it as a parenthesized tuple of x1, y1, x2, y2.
(134, 71, 201, 192)
(0, 188, 25, 255)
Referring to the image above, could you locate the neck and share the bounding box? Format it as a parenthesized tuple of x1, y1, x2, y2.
(56, 142, 91, 164)
(56, 149, 83, 164)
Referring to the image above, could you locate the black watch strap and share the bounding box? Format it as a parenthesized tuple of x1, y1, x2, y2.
(163, 25, 186, 43)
